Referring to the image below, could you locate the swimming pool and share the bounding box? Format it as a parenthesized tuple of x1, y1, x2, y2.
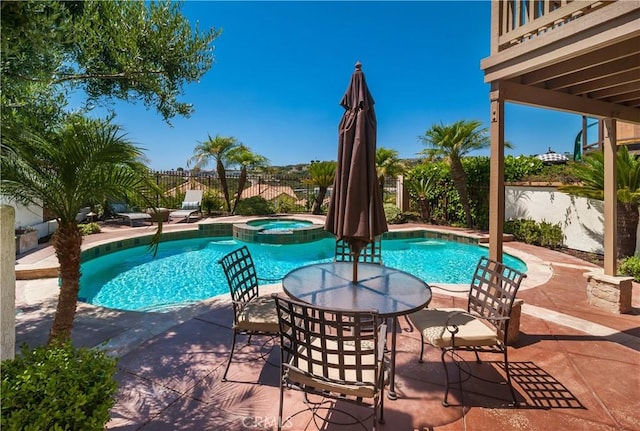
(78, 237, 526, 312)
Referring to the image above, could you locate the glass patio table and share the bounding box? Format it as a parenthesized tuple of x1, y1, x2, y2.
(282, 261, 432, 400)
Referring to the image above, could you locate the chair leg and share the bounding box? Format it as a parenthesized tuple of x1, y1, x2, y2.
(440, 348, 451, 407)
(222, 330, 238, 382)
(503, 348, 519, 406)
(418, 332, 425, 363)
(278, 368, 285, 431)
(379, 387, 385, 424)
(373, 403, 377, 431)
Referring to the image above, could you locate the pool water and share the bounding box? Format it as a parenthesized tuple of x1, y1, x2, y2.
(247, 219, 313, 231)
(78, 237, 526, 312)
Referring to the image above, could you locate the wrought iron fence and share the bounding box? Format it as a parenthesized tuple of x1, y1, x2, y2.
(148, 170, 399, 215)
(142, 169, 489, 227)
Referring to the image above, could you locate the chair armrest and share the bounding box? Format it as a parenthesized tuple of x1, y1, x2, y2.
(443, 310, 510, 335)
(284, 363, 373, 387)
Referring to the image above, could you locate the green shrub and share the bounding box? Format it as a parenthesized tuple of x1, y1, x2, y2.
(202, 190, 224, 215)
(618, 255, 640, 282)
(504, 155, 544, 182)
(272, 195, 304, 214)
(1, 342, 118, 431)
(504, 218, 564, 249)
(384, 203, 404, 224)
(407, 160, 490, 228)
(164, 194, 184, 210)
(234, 196, 274, 216)
(537, 221, 565, 248)
(79, 222, 101, 236)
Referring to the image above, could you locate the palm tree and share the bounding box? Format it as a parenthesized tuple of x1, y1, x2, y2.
(376, 147, 405, 199)
(187, 134, 239, 213)
(228, 145, 269, 214)
(303, 161, 336, 215)
(418, 120, 496, 228)
(559, 146, 640, 258)
(406, 175, 438, 222)
(1, 116, 162, 344)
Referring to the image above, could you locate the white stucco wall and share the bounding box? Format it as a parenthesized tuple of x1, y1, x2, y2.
(0, 198, 58, 239)
(506, 185, 640, 255)
(0, 198, 43, 230)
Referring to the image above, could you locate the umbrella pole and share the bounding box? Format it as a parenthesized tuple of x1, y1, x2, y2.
(352, 249, 361, 284)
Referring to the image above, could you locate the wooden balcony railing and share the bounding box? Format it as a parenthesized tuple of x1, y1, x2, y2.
(492, 0, 614, 53)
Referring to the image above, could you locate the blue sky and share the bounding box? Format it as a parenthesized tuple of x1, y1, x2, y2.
(79, 1, 585, 170)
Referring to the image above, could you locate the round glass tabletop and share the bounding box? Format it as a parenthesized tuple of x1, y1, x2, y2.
(282, 261, 432, 317)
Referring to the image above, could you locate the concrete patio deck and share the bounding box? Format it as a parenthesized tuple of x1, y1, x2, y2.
(14, 218, 640, 430)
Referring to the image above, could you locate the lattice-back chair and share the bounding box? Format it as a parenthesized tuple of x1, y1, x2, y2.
(334, 236, 383, 265)
(408, 256, 526, 406)
(218, 246, 280, 381)
(273, 295, 387, 431)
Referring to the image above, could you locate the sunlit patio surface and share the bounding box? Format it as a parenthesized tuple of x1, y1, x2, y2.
(14, 219, 640, 430)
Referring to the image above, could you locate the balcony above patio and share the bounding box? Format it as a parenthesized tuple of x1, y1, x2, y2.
(481, 0, 640, 123)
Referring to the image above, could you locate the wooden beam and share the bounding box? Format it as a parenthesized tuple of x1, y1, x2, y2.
(608, 90, 640, 105)
(603, 119, 617, 276)
(497, 80, 640, 123)
(587, 81, 640, 99)
(521, 39, 640, 85)
(568, 68, 640, 95)
(544, 55, 640, 90)
(489, 84, 505, 263)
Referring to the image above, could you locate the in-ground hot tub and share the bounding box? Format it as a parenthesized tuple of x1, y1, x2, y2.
(233, 218, 329, 244)
(247, 219, 314, 231)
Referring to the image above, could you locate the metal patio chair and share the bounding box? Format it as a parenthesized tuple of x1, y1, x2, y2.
(273, 295, 387, 431)
(408, 256, 526, 406)
(218, 246, 280, 382)
(334, 236, 383, 264)
(335, 235, 417, 333)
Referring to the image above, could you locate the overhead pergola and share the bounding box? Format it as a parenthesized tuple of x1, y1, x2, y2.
(481, 0, 640, 276)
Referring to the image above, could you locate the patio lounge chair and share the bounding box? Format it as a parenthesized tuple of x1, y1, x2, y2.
(272, 294, 387, 431)
(218, 246, 280, 382)
(408, 256, 526, 407)
(109, 203, 152, 227)
(169, 189, 203, 223)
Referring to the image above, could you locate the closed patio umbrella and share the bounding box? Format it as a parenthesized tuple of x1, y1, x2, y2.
(325, 62, 388, 283)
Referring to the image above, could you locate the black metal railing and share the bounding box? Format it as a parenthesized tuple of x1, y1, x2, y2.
(146, 170, 399, 215)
